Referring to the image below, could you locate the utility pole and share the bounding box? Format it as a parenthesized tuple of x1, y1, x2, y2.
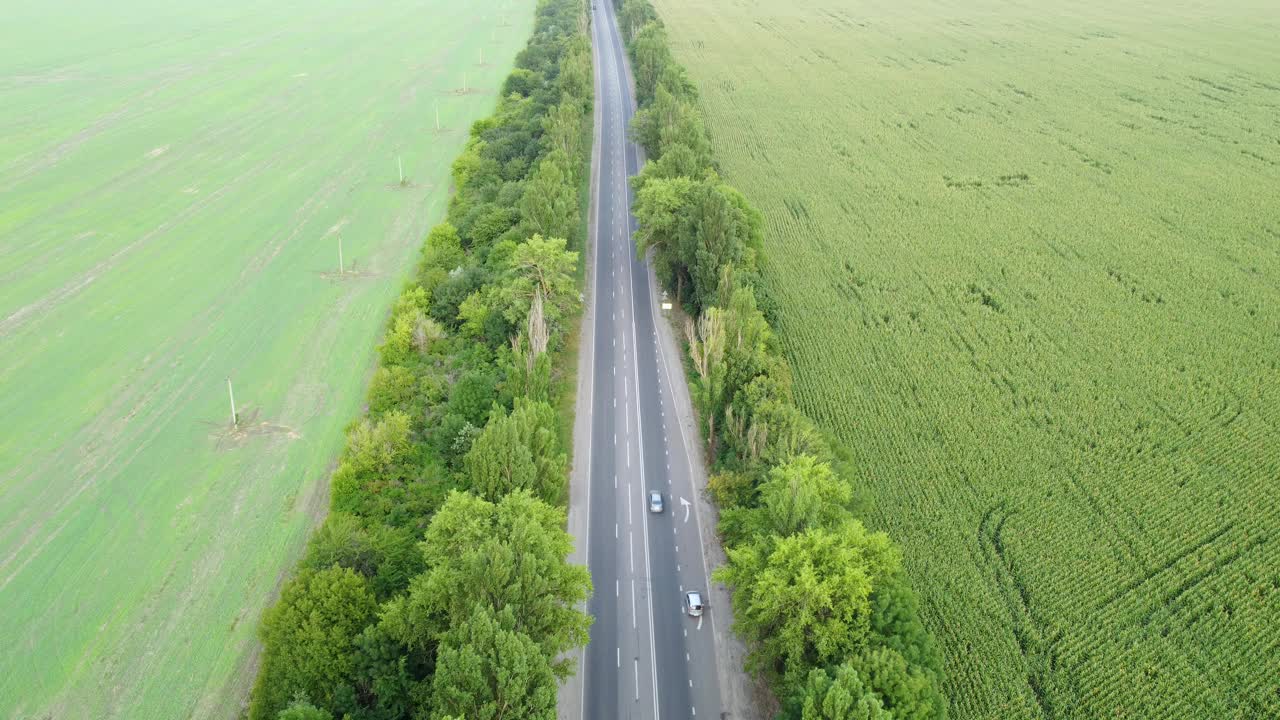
(398, 155, 404, 184)
(479, 47, 484, 65)
(227, 377, 239, 427)
(463, 72, 468, 92)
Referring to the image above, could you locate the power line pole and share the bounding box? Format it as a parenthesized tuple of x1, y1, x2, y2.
(435, 101, 441, 131)
(398, 155, 404, 184)
(227, 377, 239, 427)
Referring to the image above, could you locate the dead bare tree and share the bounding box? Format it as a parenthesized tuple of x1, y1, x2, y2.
(686, 309, 726, 454)
(413, 314, 444, 355)
(528, 289, 549, 372)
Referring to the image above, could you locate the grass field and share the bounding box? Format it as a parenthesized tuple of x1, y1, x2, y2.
(0, 1, 532, 717)
(648, 0, 1280, 717)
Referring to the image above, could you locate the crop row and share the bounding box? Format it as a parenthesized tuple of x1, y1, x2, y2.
(648, 0, 1280, 716)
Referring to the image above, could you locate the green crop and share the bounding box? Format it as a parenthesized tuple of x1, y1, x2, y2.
(650, 0, 1280, 717)
(0, 1, 532, 717)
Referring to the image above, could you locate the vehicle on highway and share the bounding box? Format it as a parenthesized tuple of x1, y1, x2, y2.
(684, 590, 705, 617)
(649, 490, 664, 513)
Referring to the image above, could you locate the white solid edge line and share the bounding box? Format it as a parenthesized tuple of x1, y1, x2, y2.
(576, 6, 605, 715)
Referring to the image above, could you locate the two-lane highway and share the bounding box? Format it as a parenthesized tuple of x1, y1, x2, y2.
(576, 2, 724, 718)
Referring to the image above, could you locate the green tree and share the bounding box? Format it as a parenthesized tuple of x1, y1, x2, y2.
(508, 399, 566, 503)
(352, 621, 421, 719)
(558, 37, 593, 109)
(659, 105, 712, 165)
(378, 287, 433, 366)
(633, 174, 696, 300)
(519, 150, 578, 241)
(301, 512, 377, 578)
(446, 367, 498, 426)
(654, 61, 696, 101)
(620, 0, 658, 42)
(708, 470, 756, 509)
(502, 67, 538, 97)
(845, 647, 948, 720)
(719, 274, 773, 363)
(630, 23, 673, 104)
(868, 572, 946, 677)
(758, 454, 854, 537)
(421, 222, 465, 270)
(330, 411, 419, 519)
(726, 372, 795, 460)
(392, 285, 431, 319)
(680, 176, 763, 312)
(378, 309, 422, 366)
(633, 173, 762, 312)
(686, 307, 727, 456)
(788, 664, 890, 720)
(367, 365, 418, 416)
(499, 234, 580, 332)
(748, 396, 827, 467)
(276, 697, 334, 720)
(506, 332, 553, 403)
(304, 515, 428, 600)
(714, 522, 900, 683)
(630, 82, 710, 163)
(431, 604, 557, 720)
(450, 137, 500, 196)
(342, 411, 415, 481)
(468, 204, 522, 248)
(430, 266, 487, 329)
(465, 408, 537, 501)
(381, 491, 590, 674)
(633, 140, 708, 184)
(544, 101, 584, 160)
(457, 288, 496, 341)
(366, 524, 429, 600)
(629, 82, 673, 154)
(249, 567, 378, 720)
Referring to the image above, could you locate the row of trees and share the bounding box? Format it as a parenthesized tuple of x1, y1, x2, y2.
(247, 2, 594, 718)
(615, 1, 950, 718)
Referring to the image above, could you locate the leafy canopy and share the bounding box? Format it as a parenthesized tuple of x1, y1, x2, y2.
(430, 604, 557, 720)
(381, 491, 590, 675)
(249, 567, 378, 720)
(715, 522, 900, 682)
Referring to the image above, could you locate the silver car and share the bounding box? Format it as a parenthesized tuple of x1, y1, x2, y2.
(684, 590, 705, 617)
(649, 491, 663, 513)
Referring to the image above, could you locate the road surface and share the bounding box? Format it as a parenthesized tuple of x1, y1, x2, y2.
(565, 2, 725, 718)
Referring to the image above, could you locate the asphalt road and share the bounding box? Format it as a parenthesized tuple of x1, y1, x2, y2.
(577, 2, 725, 719)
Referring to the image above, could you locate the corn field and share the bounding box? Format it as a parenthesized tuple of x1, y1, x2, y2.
(649, 0, 1280, 717)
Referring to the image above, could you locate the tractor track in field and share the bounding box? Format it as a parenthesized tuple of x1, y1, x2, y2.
(0, 32, 286, 194)
(0, 153, 275, 343)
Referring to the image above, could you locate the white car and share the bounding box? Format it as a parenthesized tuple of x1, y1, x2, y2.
(649, 491, 664, 513)
(684, 590, 705, 617)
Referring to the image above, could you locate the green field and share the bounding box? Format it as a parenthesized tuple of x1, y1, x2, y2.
(0, 1, 532, 716)
(649, 0, 1280, 717)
